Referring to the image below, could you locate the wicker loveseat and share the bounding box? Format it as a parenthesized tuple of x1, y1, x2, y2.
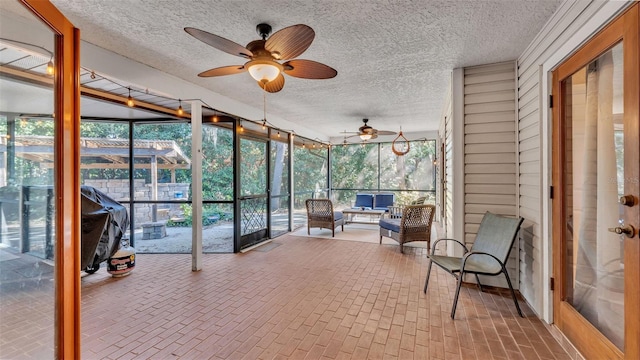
(379, 204, 435, 253)
(305, 199, 344, 237)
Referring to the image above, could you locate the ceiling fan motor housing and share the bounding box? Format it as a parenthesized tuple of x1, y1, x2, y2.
(246, 40, 273, 58)
(359, 118, 374, 134)
(256, 23, 272, 40)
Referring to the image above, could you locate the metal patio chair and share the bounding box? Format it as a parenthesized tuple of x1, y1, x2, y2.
(423, 211, 524, 319)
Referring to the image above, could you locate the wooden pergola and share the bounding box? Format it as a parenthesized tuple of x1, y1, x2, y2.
(2, 135, 190, 177)
(1, 136, 190, 214)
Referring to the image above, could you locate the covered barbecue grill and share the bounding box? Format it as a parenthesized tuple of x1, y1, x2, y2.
(81, 185, 129, 273)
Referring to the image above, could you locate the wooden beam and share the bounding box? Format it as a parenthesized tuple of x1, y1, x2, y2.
(0, 65, 192, 119)
(81, 87, 191, 119)
(39, 163, 190, 170)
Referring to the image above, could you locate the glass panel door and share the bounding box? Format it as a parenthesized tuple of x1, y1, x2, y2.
(239, 137, 268, 249)
(201, 122, 234, 253)
(553, 4, 639, 358)
(270, 138, 289, 237)
(132, 122, 192, 253)
(562, 43, 625, 350)
(0, 1, 79, 356)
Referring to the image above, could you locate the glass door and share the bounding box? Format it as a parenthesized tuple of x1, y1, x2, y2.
(239, 136, 268, 249)
(0, 1, 81, 357)
(269, 136, 290, 237)
(552, 4, 639, 359)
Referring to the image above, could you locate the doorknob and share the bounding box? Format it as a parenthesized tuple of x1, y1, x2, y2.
(619, 195, 637, 207)
(608, 224, 636, 238)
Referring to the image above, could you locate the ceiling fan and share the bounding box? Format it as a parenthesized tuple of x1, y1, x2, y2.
(343, 118, 397, 141)
(184, 23, 337, 93)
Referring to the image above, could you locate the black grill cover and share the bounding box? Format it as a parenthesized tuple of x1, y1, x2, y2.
(80, 186, 129, 270)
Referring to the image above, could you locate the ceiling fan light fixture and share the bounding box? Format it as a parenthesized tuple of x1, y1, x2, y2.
(246, 59, 283, 83)
(359, 133, 372, 141)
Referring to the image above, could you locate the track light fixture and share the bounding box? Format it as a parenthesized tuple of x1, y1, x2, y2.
(46, 57, 54, 76)
(177, 99, 184, 116)
(127, 87, 134, 107)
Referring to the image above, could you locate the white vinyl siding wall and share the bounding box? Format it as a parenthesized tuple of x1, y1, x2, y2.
(464, 61, 518, 288)
(516, 0, 628, 316)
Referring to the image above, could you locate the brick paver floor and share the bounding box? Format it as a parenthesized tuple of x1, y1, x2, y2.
(78, 233, 571, 359)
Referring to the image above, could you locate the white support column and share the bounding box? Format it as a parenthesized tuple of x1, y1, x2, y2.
(289, 134, 295, 232)
(151, 154, 158, 222)
(191, 101, 203, 271)
(450, 68, 465, 257)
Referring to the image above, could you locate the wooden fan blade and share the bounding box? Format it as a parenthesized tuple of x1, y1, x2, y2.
(283, 60, 337, 79)
(198, 65, 247, 77)
(265, 24, 314, 60)
(185, 27, 253, 58)
(257, 73, 285, 93)
(375, 130, 397, 135)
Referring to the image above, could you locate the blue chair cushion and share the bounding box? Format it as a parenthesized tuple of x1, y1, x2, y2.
(379, 218, 401, 233)
(354, 194, 374, 209)
(333, 211, 343, 220)
(373, 194, 394, 211)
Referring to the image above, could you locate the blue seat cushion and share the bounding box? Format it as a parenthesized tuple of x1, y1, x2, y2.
(333, 211, 343, 220)
(379, 218, 401, 233)
(374, 194, 394, 211)
(354, 194, 374, 209)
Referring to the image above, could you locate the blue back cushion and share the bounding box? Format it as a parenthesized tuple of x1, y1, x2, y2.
(374, 194, 394, 210)
(354, 194, 374, 209)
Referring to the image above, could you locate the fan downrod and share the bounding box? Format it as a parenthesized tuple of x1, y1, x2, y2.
(256, 23, 272, 40)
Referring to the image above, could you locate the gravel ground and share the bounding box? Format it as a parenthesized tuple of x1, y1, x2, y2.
(132, 222, 234, 253)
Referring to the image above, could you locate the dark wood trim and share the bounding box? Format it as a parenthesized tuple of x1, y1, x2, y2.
(18, 1, 82, 358)
(622, 4, 640, 359)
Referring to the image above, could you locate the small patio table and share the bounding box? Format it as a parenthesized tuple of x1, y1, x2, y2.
(341, 208, 387, 224)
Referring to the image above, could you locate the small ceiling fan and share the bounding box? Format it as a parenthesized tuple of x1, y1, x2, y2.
(343, 118, 397, 141)
(184, 23, 337, 93)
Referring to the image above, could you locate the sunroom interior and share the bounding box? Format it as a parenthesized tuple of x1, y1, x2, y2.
(1, 1, 639, 359)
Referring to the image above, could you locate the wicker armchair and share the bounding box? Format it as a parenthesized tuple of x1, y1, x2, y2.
(379, 204, 435, 253)
(305, 199, 344, 237)
(388, 196, 427, 219)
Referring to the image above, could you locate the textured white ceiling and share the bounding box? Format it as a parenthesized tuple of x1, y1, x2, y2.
(46, 1, 562, 137)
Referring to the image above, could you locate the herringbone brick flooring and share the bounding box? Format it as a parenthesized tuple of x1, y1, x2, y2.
(79, 234, 571, 360)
